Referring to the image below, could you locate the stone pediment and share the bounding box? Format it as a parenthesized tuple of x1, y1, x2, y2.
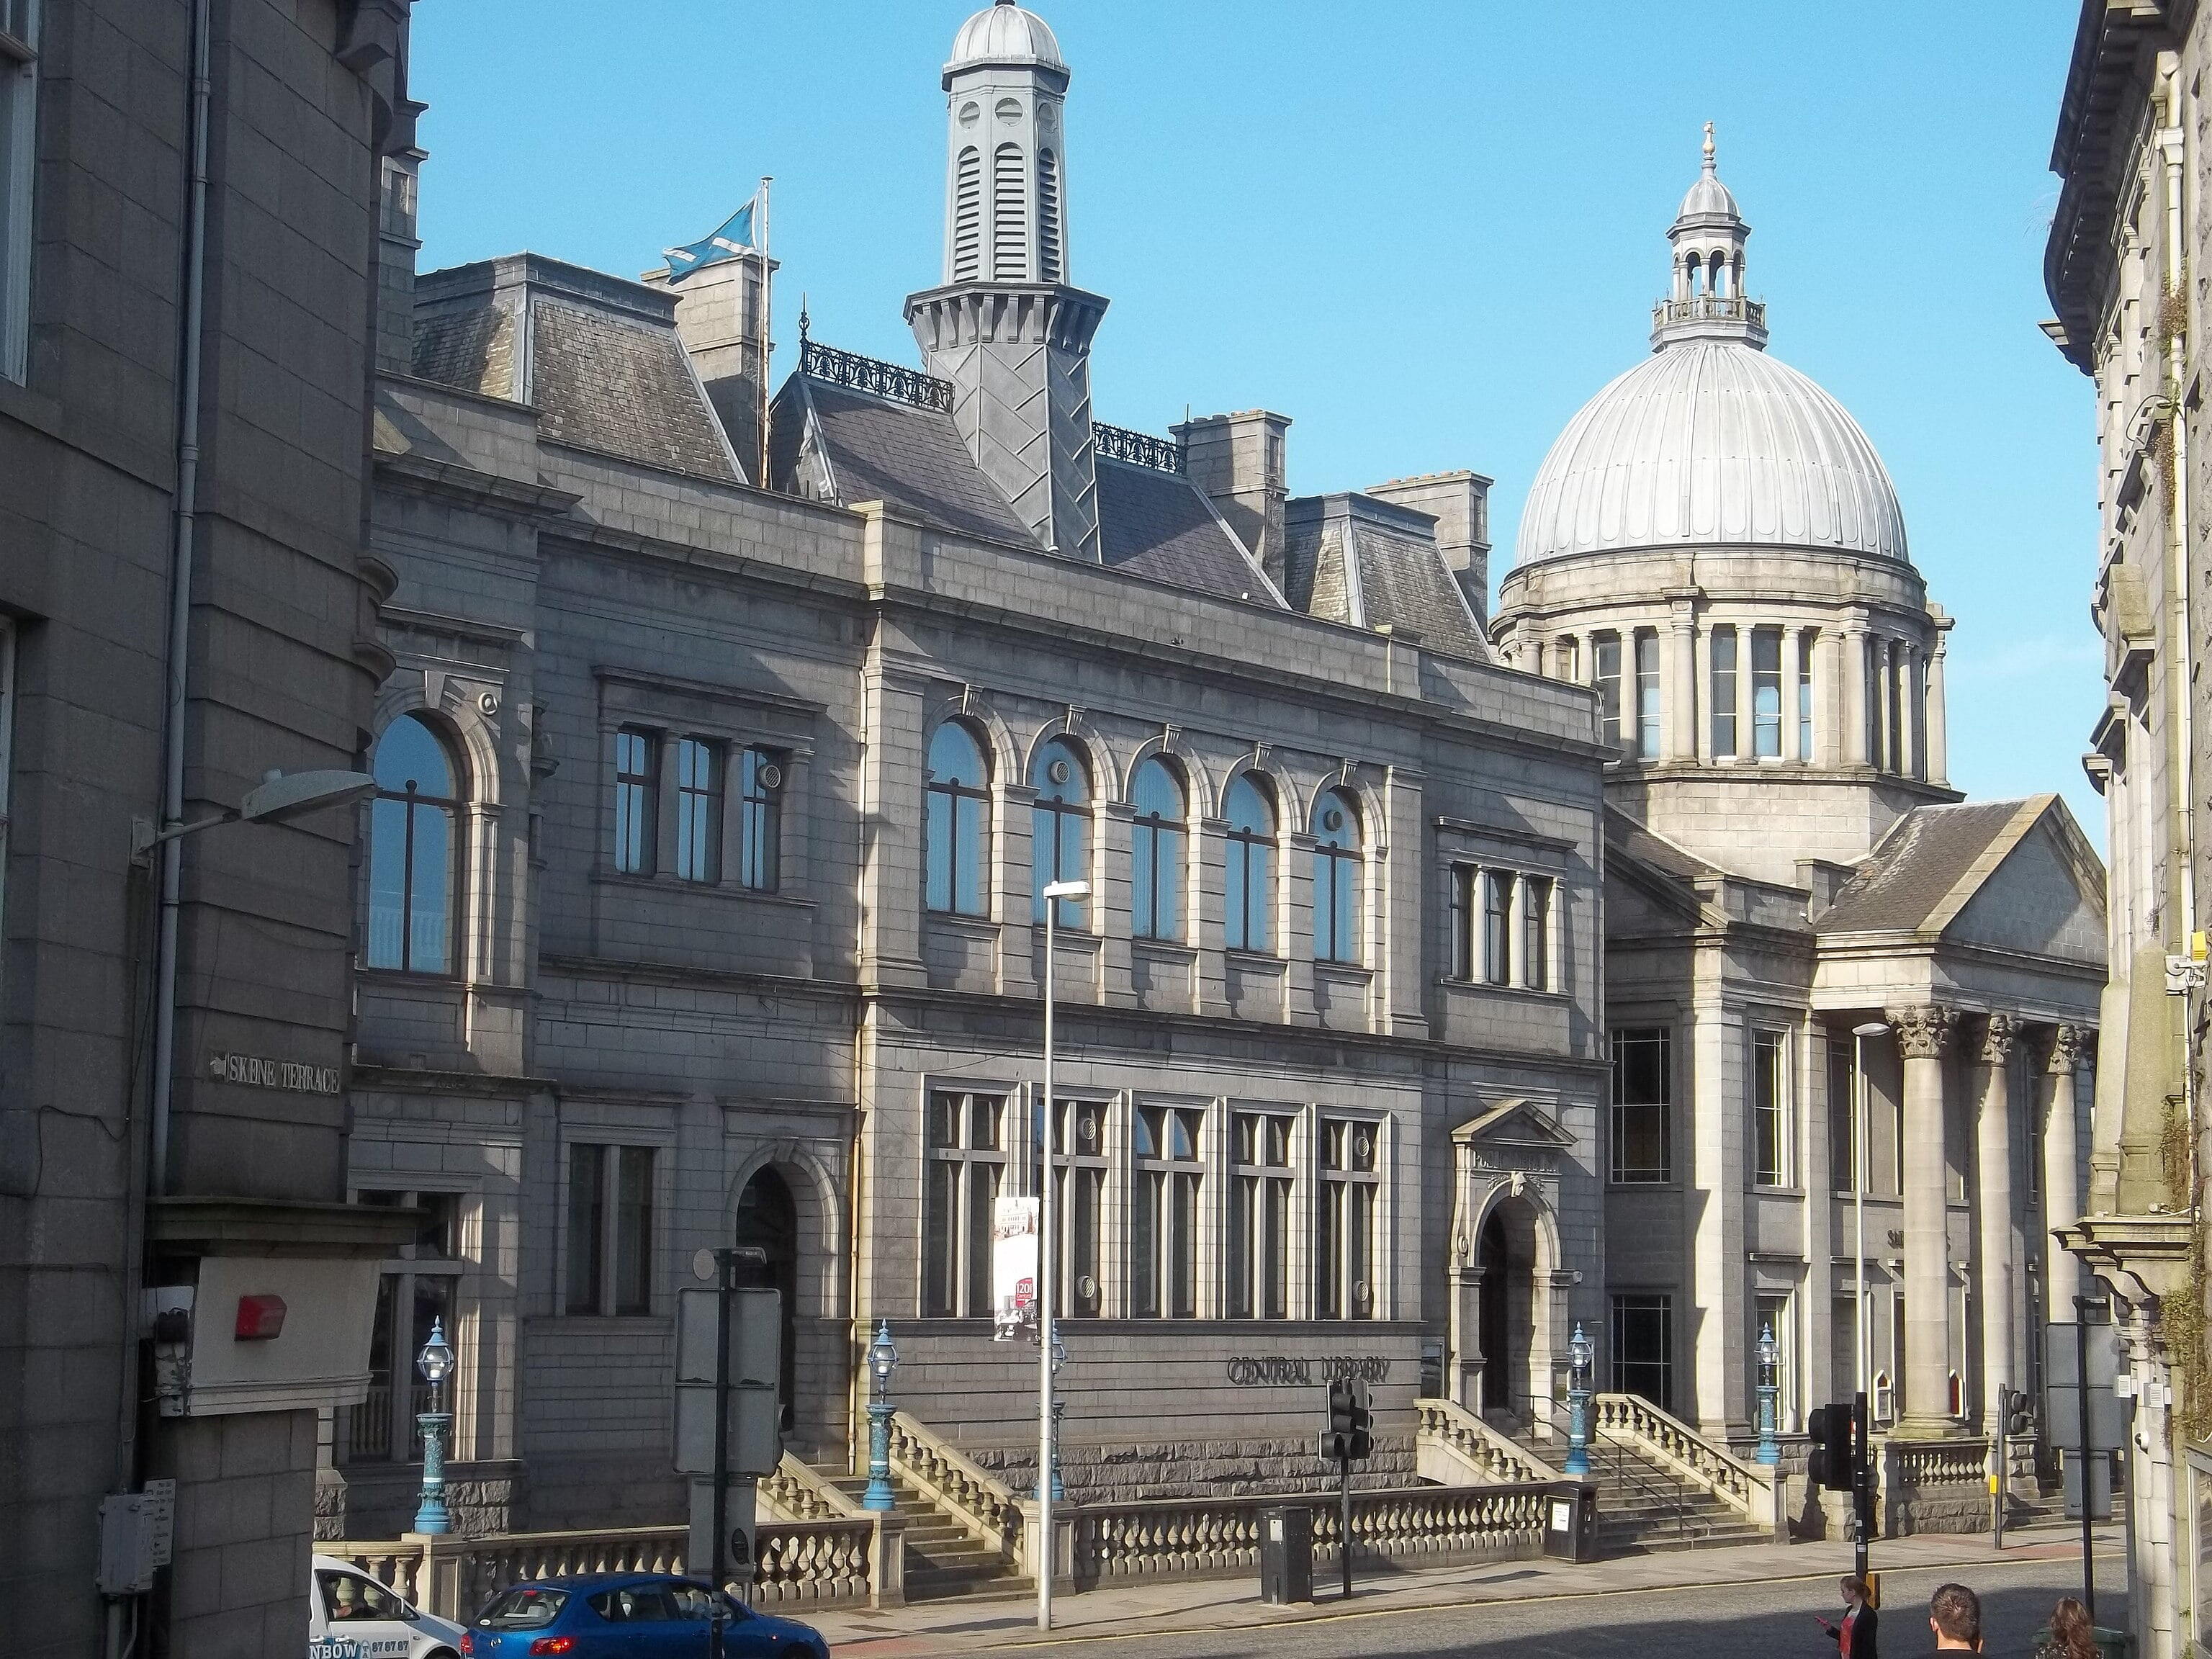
(1453, 1097, 1576, 1154)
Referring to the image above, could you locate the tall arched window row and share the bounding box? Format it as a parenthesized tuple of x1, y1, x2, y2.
(925, 722, 991, 917)
(1130, 757, 1187, 943)
(951, 147, 982, 282)
(367, 714, 460, 974)
(1037, 149, 1063, 282)
(1223, 773, 1276, 953)
(1310, 787, 1362, 964)
(1030, 736, 1089, 927)
(992, 142, 1026, 280)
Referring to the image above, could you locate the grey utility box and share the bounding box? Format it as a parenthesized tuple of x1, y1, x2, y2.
(1542, 1483, 1599, 1561)
(1258, 1504, 1313, 1604)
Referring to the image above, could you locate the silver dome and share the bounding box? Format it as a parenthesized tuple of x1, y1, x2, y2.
(948, 2, 1064, 73)
(1677, 171, 1740, 221)
(1515, 341, 1909, 567)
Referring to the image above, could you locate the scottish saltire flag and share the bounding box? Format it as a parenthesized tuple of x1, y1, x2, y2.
(665, 196, 759, 282)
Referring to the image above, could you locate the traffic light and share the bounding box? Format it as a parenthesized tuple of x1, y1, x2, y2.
(1807, 1401, 1856, 1491)
(1323, 1380, 1373, 1462)
(2002, 1386, 2034, 1440)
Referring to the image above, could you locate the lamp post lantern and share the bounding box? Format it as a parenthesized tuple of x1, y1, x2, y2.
(1755, 1320, 1781, 1466)
(1564, 1322, 1593, 1476)
(413, 1318, 455, 1535)
(1038, 878, 1087, 1632)
(862, 1319, 900, 1511)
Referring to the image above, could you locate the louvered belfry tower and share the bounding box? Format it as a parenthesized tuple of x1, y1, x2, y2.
(907, 0, 1107, 560)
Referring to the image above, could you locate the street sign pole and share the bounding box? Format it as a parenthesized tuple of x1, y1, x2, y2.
(709, 1251, 733, 1659)
(2074, 1296, 2097, 1624)
(1853, 1390, 1870, 1586)
(1339, 1446, 1352, 1601)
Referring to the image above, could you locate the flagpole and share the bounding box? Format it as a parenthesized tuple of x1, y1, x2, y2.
(757, 176, 773, 487)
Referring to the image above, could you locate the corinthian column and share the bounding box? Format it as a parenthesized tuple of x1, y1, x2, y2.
(1887, 1004, 1958, 1435)
(2041, 1025, 2087, 1313)
(1973, 1015, 2017, 1421)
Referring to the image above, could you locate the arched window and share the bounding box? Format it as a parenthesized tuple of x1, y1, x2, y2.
(1130, 757, 1187, 942)
(992, 142, 1026, 280)
(367, 714, 460, 974)
(1030, 736, 1089, 927)
(1037, 149, 1063, 282)
(925, 723, 991, 916)
(1224, 773, 1276, 953)
(1310, 788, 1362, 964)
(952, 147, 982, 282)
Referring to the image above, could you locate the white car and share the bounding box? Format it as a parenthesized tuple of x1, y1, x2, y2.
(309, 1554, 466, 1659)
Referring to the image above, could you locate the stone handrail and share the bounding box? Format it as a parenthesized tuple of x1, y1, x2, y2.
(325, 1515, 904, 1617)
(1071, 1481, 1550, 1586)
(1590, 1393, 1775, 1524)
(758, 1452, 865, 1521)
(1413, 1396, 1554, 1485)
(885, 1410, 1024, 1566)
(1889, 1437, 1991, 1488)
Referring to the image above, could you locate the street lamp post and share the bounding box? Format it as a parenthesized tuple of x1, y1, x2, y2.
(1038, 877, 1087, 1634)
(1564, 1323, 1593, 1477)
(1755, 1321, 1781, 1467)
(862, 1320, 900, 1512)
(1038, 1322, 1068, 1501)
(1849, 1020, 1889, 1586)
(413, 1318, 454, 1536)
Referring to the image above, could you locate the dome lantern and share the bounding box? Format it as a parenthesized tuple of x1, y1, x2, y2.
(1656, 124, 1766, 351)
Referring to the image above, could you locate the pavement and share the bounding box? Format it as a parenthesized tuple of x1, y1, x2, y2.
(809, 1521, 2126, 1657)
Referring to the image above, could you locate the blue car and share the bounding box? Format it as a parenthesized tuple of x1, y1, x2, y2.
(458, 1575, 828, 1659)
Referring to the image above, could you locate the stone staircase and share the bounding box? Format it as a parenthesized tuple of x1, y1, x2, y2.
(1506, 1426, 1768, 1556)
(816, 1468, 1030, 1603)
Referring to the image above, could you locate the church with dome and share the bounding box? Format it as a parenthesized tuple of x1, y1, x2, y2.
(322, 0, 2108, 1553)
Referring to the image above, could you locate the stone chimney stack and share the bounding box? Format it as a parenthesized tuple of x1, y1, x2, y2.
(649, 252, 775, 485)
(374, 130, 425, 377)
(1174, 410, 1291, 588)
(1365, 471, 1493, 624)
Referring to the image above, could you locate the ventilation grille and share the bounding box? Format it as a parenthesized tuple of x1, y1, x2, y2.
(1038, 150, 1062, 283)
(993, 143, 1026, 280)
(952, 147, 981, 282)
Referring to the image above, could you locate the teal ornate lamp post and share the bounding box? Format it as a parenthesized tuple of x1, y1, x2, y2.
(1564, 1323, 1593, 1477)
(1755, 1321, 1781, 1467)
(861, 1320, 900, 1511)
(1036, 1323, 1067, 1501)
(412, 1318, 454, 1535)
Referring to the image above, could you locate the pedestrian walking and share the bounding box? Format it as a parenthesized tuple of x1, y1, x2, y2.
(1929, 1583, 1983, 1653)
(2036, 1597, 2099, 1659)
(1817, 1575, 1880, 1659)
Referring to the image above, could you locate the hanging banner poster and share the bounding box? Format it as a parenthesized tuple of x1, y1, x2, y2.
(992, 1195, 1040, 1339)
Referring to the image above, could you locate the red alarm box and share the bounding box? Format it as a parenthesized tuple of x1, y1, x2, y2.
(233, 1294, 288, 1341)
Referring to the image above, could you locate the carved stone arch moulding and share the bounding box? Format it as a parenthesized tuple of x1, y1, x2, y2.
(924, 687, 1019, 788)
(1019, 707, 1119, 801)
(1125, 728, 1219, 821)
(370, 668, 504, 809)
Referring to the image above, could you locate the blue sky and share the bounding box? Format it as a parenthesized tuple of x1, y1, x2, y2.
(414, 0, 2105, 840)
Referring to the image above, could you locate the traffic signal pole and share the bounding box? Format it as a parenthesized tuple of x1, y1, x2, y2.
(1339, 1448, 1352, 1600)
(1853, 1391, 1870, 1586)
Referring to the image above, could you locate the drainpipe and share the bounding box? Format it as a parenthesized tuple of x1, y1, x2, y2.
(107, 9, 211, 1658)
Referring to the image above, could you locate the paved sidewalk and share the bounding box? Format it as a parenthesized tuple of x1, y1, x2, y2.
(809, 1523, 2121, 1655)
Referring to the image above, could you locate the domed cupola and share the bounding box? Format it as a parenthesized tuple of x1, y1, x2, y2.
(947, 0, 1065, 77)
(1658, 123, 1763, 351)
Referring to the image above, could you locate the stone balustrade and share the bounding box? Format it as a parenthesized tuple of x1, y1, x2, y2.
(1590, 1393, 1777, 1527)
(1413, 1396, 1554, 1485)
(1071, 1481, 1551, 1587)
(886, 1410, 1025, 1568)
(758, 1452, 866, 1521)
(1879, 1436, 2000, 1536)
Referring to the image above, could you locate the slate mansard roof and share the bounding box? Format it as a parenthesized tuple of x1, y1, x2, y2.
(410, 254, 745, 485)
(1282, 493, 1492, 662)
(770, 348, 1285, 608)
(1812, 799, 2057, 937)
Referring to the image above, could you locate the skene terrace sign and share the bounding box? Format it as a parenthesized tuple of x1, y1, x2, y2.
(1224, 1355, 1389, 1386)
(207, 1052, 342, 1096)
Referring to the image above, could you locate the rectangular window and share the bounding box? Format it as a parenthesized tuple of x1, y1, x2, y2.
(1797, 629, 1817, 758)
(922, 1092, 1005, 1318)
(345, 1188, 465, 1464)
(1231, 1112, 1295, 1319)
(1483, 870, 1512, 986)
(0, 619, 12, 997)
(1449, 866, 1474, 981)
(0, 0, 35, 383)
(1830, 1035, 1858, 1195)
(1522, 876, 1551, 992)
(1132, 1105, 1203, 1319)
(1634, 630, 1662, 760)
(1710, 625, 1737, 756)
(1752, 627, 1783, 758)
(1039, 1099, 1108, 1318)
(613, 727, 658, 875)
(1753, 1028, 1789, 1186)
(565, 1145, 655, 1316)
(1318, 1117, 1380, 1320)
(1609, 1027, 1672, 1183)
(1610, 1292, 1674, 1411)
(1756, 1291, 1793, 1431)
(674, 737, 722, 884)
(1593, 633, 1623, 750)
(738, 747, 782, 891)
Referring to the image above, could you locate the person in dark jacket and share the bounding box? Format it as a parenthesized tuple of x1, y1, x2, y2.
(1817, 1575, 1879, 1659)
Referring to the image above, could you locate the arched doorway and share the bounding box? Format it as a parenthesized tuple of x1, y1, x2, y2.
(1478, 1210, 1515, 1415)
(1475, 1194, 1546, 1424)
(734, 1169, 799, 1432)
